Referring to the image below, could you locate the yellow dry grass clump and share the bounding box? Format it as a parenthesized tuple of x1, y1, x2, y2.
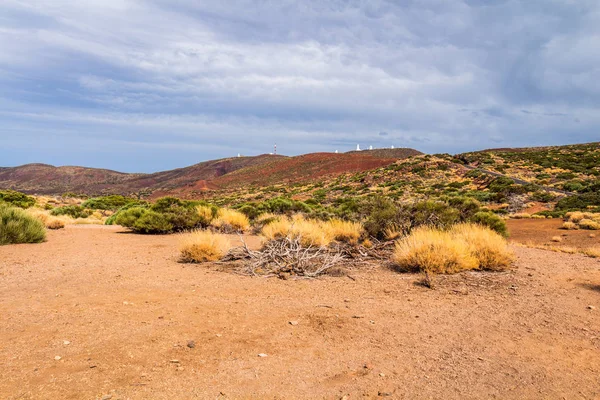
(211, 208, 250, 232)
(322, 219, 363, 244)
(196, 205, 214, 226)
(261, 215, 363, 247)
(179, 230, 231, 263)
(26, 209, 66, 230)
(393, 224, 513, 274)
(578, 219, 600, 230)
(393, 227, 478, 274)
(450, 224, 514, 271)
(561, 221, 579, 230)
(583, 248, 600, 258)
(562, 212, 600, 230)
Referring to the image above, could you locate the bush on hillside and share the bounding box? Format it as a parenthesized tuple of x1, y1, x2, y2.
(469, 211, 508, 237)
(50, 205, 92, 219)
(0, 190, 36, 209)
(82, 195, 140, 211)
(556, 193, 600, 212)
(0, 205, 46, 245)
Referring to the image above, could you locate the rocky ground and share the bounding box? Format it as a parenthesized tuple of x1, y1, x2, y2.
(1, 225, 599, 399)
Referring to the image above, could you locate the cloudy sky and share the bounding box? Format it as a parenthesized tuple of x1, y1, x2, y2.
(1, 0, 598, 172)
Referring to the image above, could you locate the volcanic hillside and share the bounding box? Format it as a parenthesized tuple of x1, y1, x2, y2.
(0, 148, 421, 196)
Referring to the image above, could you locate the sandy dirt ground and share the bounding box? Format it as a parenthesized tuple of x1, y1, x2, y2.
(507, 218, 600, 250)
(1, 225, 600, 399)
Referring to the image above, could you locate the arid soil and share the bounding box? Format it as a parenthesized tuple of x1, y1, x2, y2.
(1, 225, 599, 399)
(507, 218, 600, 250)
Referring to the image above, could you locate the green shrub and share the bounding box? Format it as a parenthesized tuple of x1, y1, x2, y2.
(111, 197, 203, 233)
(131, 211, 174, 234)
(0, 205, 46, 245)
(105, 203, 149, 225)
(469, 211, 508, 237)
(556, 193, 600, 211)
(0, 190, 36, 209)
(50, 205, 92, 219)
(82, 195, 139, 211)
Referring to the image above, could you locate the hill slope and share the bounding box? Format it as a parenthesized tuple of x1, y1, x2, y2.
(457, 142, 600, 194)
(0, 148, 421, 196)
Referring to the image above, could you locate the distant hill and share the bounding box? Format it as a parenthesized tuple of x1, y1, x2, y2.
(0, 148, 422, 196)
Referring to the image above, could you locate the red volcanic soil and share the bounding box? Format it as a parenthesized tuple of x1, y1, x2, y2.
(212, 148, 422, 188)
(0, 149, 421, 196)
(0, 164, 138, 194)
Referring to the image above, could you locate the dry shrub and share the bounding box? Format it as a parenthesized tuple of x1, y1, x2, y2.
(179, 230, 231, 263)
(562, 221, 579, 230)
(394, 224, 513, 274)
(393, 227, 478, 274)
(578, 219, 600, 230)
(26, 209, 67, 230)
(511, 213, 532, 219)
(566, 211, 585, 223)
(285, 218, 331, 247)
(256, 213, 280, 225)
(451, 224, 514, 271)
(322, 219, 363, 244)
(583, 248, 600, 258)
(551, 236, 562, 243)
(46, 218, 66, 230)
(212, 208, 250, 232)
(384, 226, 402, 240)
(196, 205, 214, 226)
(548, 246, 577, 254)
(261, 216, 362, 247)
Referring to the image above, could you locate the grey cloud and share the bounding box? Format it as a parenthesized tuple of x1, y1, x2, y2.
(0, 0, 599, 171)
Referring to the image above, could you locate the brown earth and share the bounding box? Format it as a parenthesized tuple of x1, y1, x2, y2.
(507, 218, 600, 250)
(1, 225, 599, 399)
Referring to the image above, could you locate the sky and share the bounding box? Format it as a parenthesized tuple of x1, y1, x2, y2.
(1, 0, 599, 172)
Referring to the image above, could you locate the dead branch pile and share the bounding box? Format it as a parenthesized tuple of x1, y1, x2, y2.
(225, 236, 346, 278)
(330, 239, 396, 261)
(222, 235, 397, 279)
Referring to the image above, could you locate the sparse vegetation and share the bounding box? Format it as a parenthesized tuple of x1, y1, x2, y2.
(82, 195, 140, 211)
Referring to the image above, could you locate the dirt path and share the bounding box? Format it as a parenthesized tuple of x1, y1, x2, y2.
(1, 226, 599, 399)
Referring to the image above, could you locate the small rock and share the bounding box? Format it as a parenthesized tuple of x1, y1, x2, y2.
(370, 320, 375, 324)
(187, 340, 195, 349)
(63, 340, 71, 345)
(54, 356, 61, 361)
(170, 359, 180, 364)
(289, 321, 299, 326)
(216, 334, 222, 337)
(378, 390, 393, 397)
(379, 373, 386, 377)
(101, 395, 112, 400)
(176, 366, 184, 371)
(258, 353, 268, 358)
(364, 362, 374, 370)
(588, 305, 596, 310)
